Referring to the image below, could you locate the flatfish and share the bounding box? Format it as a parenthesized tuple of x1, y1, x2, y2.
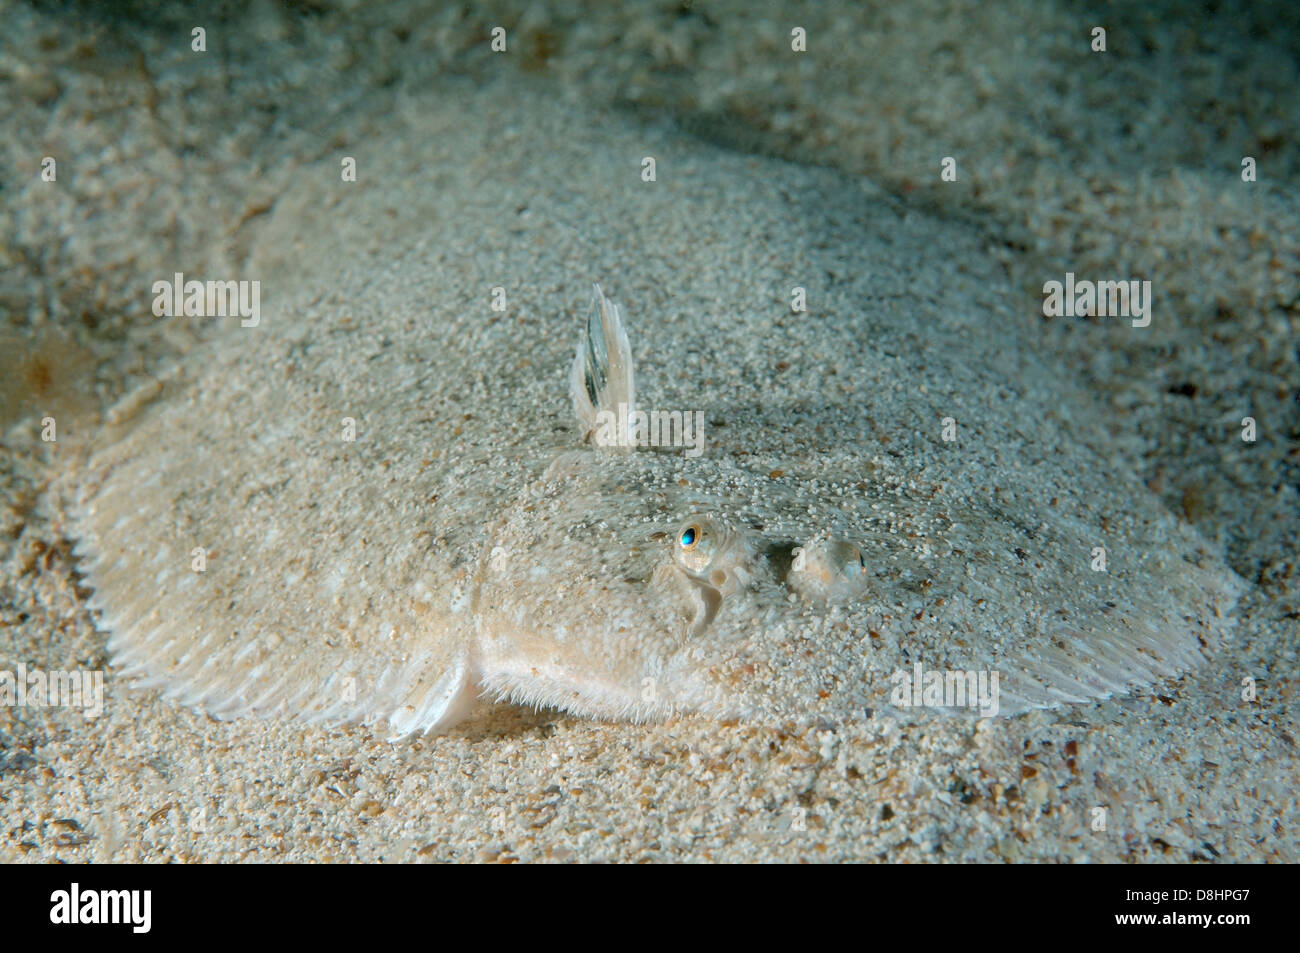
(69, 94, 1242, 737)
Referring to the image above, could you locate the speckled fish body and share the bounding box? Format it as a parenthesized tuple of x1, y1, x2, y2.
(70, 99, 1242, 738)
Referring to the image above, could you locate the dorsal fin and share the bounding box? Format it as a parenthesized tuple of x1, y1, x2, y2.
(570, 283, 636, 447)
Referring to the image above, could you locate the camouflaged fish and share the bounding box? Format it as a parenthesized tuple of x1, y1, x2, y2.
(69, 115, 1243, 739)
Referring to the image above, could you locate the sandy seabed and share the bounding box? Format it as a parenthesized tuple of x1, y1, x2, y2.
(1, 0, 1296, 863)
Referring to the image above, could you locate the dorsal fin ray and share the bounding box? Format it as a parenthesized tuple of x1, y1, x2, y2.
(570, 283, 636, 447)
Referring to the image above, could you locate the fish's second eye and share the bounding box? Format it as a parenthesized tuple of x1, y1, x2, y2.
(823, 541, 864, 577)
(680, 526, 697, 547)
(787, 538, 870, 604)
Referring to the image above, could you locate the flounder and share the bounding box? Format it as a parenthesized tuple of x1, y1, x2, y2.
(69, 101, 1242, 738)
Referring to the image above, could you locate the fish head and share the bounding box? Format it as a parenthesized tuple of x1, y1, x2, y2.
(473, 448, 875, 723)
(467, 284, 881, 725)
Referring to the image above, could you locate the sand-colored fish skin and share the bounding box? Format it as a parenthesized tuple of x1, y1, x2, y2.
(69, 94, 1243, 738)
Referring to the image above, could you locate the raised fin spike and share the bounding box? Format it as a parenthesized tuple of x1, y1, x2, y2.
(569, 283, 636, 447)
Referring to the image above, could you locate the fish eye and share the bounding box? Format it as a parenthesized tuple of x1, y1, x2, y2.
(671, 516, 730, 577)
(787, 538, 869, 604)
(825, 540, 864, 576)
